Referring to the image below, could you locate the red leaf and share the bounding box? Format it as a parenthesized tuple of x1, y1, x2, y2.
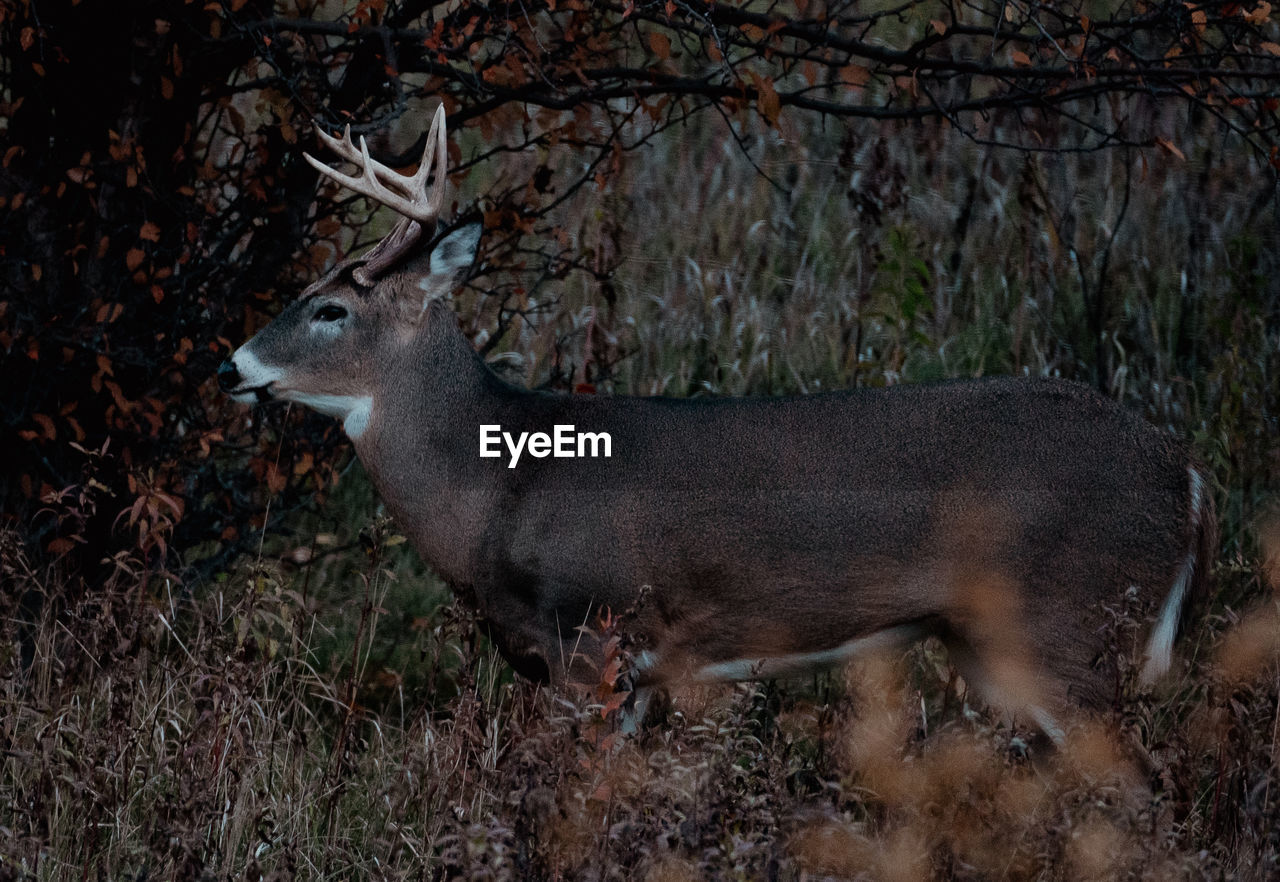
(266, 463, 287, 495)
(649, 31, 670, 60)
(747, 70, 781, 125)
(32, 413, 56, 440)
(1244, 1, 1271, 24)
(1155, 137, 1186, 161)
(47, 537, 76, 555)
(841, 64, 870, 87)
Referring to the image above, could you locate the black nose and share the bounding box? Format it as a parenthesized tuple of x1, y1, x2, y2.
(217, 359, 241, 393)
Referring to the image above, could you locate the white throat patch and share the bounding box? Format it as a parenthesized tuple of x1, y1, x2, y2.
(288, 393, 374, 439)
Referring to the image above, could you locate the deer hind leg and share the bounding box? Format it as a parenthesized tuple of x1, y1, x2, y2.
(942, 632, 1070, 742)
(938, 524, 1094, 744)
(932, 496, 1073, 740)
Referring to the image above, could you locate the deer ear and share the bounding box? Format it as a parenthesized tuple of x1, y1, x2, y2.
(430, 221, 482, 278)
(409, 221, 481, 308)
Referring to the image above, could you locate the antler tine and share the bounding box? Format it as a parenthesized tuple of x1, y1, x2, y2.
(314, 124, 361, 163)
(303, 110, 449, 227)
(308, 124, 409, 194)
(431, 105, 448, 214)
(400, 105, 448, 217)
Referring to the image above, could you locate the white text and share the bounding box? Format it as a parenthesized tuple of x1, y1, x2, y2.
(479, 424, 612, 468)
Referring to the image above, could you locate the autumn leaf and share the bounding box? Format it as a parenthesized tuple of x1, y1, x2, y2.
(32, 413, 56, 440)
(1155, 137, 1186, 160)
(1011, 49, 1032, 66)
(294, 451, 315, 476)
(649, 31, 670, 60)
(748, 70, 781, 126)
(47, 537, 77, 555)
(140, 221, 161, 242)
(841, 64, 871, 88)
(601, 689, 629, 717)
(266, 462, 287, 495)
(481, 63, 517, 87)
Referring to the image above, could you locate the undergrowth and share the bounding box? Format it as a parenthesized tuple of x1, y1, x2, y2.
(3, 503, 1280, 880)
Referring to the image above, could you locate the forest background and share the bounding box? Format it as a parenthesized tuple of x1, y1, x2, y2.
(3, 0, 1280, 878)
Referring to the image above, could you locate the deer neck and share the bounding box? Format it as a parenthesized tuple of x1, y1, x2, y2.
(348, 303, 515, 585)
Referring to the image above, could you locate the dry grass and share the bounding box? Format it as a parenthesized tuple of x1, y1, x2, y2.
(4, 525, 1279, 880)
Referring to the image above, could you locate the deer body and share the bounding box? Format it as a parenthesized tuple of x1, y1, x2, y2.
(347, 303, 1208, 709)
(220, 107, 1213, 734)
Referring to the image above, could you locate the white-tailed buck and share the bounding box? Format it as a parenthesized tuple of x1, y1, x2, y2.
(219, 105, 1215, 738)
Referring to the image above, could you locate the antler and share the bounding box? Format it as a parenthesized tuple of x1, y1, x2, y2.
(305, 104, 449, 282)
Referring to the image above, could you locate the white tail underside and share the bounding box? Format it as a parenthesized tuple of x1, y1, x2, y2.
(1139, 466, 1205, 685)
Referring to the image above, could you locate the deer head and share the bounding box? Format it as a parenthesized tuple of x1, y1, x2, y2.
(216, 105, 481, 438)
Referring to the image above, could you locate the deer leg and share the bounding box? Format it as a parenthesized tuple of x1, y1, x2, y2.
(940, 630, 1068, 746)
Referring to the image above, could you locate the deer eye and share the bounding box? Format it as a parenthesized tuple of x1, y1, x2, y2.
(313, 304, 348, 322)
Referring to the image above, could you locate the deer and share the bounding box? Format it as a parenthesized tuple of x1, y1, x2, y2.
(218, 105, 1215, 742)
